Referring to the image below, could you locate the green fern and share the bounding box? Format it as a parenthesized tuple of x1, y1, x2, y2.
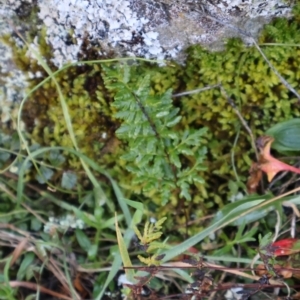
(101, 62, 207, 204)
(133, 217, 169, 266)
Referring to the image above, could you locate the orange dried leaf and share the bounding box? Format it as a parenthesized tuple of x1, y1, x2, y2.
(260, 136, 300, 181)
(247, 135, 300, 193)
(255, 263, 293, 279)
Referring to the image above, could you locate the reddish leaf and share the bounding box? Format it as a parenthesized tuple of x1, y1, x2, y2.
(271, 238, 300, 257)
(247, 136, 300, 193)
(258, 136, 300, 182)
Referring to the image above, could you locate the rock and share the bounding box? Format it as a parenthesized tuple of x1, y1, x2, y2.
(2, 0, 294, 68)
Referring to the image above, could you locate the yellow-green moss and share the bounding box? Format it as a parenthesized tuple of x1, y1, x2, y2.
(179, 9, 300, 211)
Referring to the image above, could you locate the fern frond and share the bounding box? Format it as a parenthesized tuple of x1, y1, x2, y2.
(101, 62, 208, 203)
(154, 217, 167, 230)
(133, 225, 143, 241)
(137, 255, 158, 266)
(137, 253, 166, 266)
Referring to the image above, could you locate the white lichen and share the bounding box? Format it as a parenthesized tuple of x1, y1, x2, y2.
(0, 2, 29, 125)
(37, 0, 158, 67)
(44, 214, 85, 234)
(215, 0, 291, 17)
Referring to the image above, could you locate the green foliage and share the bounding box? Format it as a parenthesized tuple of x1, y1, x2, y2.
(266, 118, 300, 154)
(102, 63, 207, 204)
(35, 165, 54, 184)
(182, 9, 300, 202)
(212, 193, 274, 226)
(134, 217, 169, 266)
(212, 222, 257, 257)
(259, 232, 273, 250)
(134, 217, 166, 244)
(61, 171, 77, 190)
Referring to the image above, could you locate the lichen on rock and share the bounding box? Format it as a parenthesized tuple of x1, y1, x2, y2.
(2, 0, 293, 68)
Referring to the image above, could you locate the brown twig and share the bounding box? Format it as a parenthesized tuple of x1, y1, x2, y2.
(208, 271, 226, 300)
(9, 281, 73, 300)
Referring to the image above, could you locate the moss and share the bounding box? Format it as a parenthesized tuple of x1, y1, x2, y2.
(179, 8, 300, 205)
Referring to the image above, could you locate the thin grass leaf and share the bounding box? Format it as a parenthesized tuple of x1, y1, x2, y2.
(75, 229, 91, 252)
(115, 214, 135, 281)
(17, 252, 35, 281)
(124, 198, 144, 224)
(95, 227, 135, 300)
(266, 118, 300, 153)
(160, 189, 298, 263)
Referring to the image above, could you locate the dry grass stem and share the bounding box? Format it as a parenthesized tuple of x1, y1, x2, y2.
(172, 84, 221, 97)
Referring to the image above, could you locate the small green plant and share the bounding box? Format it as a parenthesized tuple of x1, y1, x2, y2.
(134, 217, 168, 266)
(212, 221, 257, 257)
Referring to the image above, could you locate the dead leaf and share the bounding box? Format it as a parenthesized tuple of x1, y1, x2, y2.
(247, 136, 300, 193)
